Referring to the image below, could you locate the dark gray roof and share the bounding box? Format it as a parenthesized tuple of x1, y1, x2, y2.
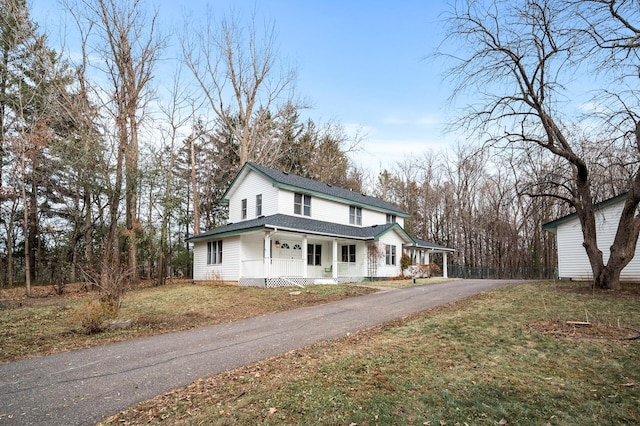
(188, 214, 413, 242)
(229, 162, 409, 217)
(408, 238, 455, 252)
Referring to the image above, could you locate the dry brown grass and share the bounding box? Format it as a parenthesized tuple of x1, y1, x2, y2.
(101, 281, 640, 426)
(0, 280, 376, 362)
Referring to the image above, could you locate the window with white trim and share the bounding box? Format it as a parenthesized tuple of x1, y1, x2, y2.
(241, 198, 247, 219)
(256, 194, 262, 216)
(386, 214, 396, 224)
(294, 193, 311, 216)
(341, 244, 356, 263)
(307, 244, 322, 265)
(207, 240, 223, 264)
(385, 244, 396, 265)
(349, 206, 362, 225)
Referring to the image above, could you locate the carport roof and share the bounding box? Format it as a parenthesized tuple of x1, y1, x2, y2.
(407, 238, 455, 253)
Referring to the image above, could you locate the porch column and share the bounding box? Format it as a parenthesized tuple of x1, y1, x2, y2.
(264, 232, 271, 278)
(442, 252, 448, 278)
(332, 239, 338, 279)
(302, 235, 308, 278)
(425, 250, 430, 265)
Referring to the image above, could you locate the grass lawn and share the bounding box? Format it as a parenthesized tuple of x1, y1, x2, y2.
(0, 281, 376, 362)
(101, 281, 640, 425)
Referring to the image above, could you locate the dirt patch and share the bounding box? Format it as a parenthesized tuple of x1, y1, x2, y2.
(554, 282, 640, 299)
(528, 320, 640, 341)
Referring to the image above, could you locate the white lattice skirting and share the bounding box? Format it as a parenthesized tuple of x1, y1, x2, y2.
(239, 277, 362, 288)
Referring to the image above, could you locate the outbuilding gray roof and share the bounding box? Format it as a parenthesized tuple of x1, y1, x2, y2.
(223, 162, 409, 217)
(187, 213, 413, 243)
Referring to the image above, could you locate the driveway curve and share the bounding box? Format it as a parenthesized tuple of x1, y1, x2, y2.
(0, 279, 523, 425)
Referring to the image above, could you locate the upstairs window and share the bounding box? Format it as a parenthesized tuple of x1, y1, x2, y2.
(256, 194, 262, 216)
(307, 244, 322, 265)
(294, 193, 311, 216)
(386, 214, 397, 224)
(385, 244, 396, 265)
(349, 206, 362, 225)
(241, 198, 247, 219)
(341, 244, 356, 263)
(207, 240, 223, 264)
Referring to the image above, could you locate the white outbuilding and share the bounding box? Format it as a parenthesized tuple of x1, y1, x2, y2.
(543, 193, 640, 282)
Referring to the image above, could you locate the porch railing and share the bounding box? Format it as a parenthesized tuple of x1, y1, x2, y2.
(241, 259, 363, 278)
(241, 258, 304, 278)
(272, 258, 304, 277)
(337, 261, 362, 277)
(242, 259, 264, 278)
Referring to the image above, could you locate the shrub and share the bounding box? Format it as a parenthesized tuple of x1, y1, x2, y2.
(82, 259, 131, 310)
(406, 263, 442, 278)
(400, 253, 412, 272)
(72, 299, 118, 334)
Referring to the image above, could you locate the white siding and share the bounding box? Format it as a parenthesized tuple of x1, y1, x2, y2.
(193, 236, 241, 281)
(557, 221, 592, 280)
(363, 210, 386, 227)
(228, 172, 278, 222)
(277, 187, 404, 227)
(192, 241, 208, 281)
(556, 200, 640, 281)
(375, 232, 405, 277)
(242, 233, 265, 260)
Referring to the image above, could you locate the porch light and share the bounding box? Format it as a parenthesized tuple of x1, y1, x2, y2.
(275, 240, 281, 248)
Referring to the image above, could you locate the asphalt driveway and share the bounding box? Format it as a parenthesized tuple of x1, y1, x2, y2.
(0, 279, 523, 425)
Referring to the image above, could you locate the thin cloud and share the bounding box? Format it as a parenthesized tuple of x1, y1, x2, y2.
(382, 114, 440, 127)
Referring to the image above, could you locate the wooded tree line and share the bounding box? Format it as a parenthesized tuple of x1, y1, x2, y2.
(376, 144, 630, 280)
(0, 0, 363, 293)
(0, 0, 638, 293)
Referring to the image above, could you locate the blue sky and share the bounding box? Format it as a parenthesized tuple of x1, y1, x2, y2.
(33, 0, 457, 173)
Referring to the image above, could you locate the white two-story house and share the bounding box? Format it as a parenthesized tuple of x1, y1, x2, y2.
(189, 162, 453, 287)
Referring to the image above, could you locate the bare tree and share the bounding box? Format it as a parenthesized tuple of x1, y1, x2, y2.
(77, 0, 163, 283)
(442, 0, 640, 289)
(182, 9, 298, 166)
(156, 69, 193, 285)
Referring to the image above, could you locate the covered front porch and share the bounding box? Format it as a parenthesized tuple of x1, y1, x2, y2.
(238, 230, 369, 287)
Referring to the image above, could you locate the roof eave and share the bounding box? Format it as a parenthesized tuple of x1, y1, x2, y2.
(271, 181, 409, 217)
(542, 192, 629, 232)
(373, 223, 414, 244)
(186, 224, 270, 242)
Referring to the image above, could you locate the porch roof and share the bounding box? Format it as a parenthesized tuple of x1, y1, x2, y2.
(406, 238, 455, 253)
(187, 213, 414, 243)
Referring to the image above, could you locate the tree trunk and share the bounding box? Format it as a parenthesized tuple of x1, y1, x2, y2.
(5, 214, 14, 288)
(594, 193, 640, 290)
(125, 116, 139, 282)
(84, 188, 94, 268)
(190, 135, 200, 236)
(28, 178, 38, 284)
(21, 155, 31, 296)
(101, 117, 126, 288)
(573, 162, 609, 289)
